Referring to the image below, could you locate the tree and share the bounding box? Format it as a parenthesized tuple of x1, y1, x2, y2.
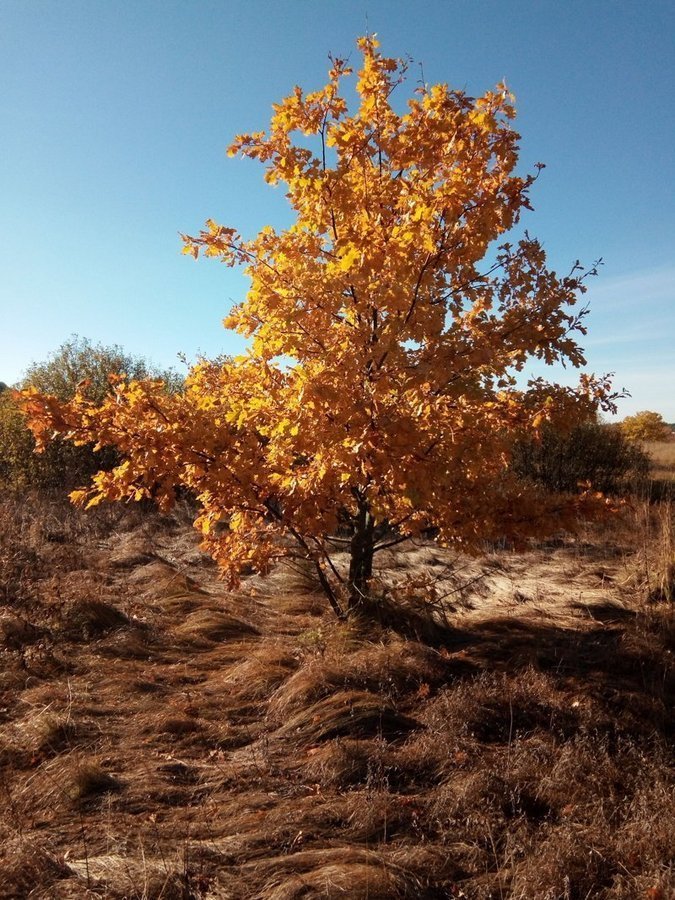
(620, 411, 672, 443)
(22, 37, 617, 617)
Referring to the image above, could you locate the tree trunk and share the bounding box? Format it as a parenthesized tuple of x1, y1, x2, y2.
(348, 505, 375, 611)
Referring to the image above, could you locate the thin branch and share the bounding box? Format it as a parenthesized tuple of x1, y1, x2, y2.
(435, 571, 487, 602)
(372, 533, 413, 554)
(320, 546, 346, 585)
(404, 252, 434, 327)
(263, 498, 346, 617)
(314, 560, 347, 619)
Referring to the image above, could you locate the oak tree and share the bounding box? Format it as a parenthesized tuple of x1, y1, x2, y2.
(22, 37, 617, 617)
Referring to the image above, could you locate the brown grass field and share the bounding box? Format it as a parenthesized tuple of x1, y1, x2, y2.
(0, 494, 673, 899)
(644, 440, 675, 483)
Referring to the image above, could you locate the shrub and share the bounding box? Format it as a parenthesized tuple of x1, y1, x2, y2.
(21, 335, 183, 403)
(512, 420, 650, 496)
(1, 337, 181, 491)
(0, 389, 118, 490)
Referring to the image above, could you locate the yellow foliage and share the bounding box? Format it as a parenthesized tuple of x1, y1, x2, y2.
(20, 37, 618, 615)
(621, 411, 672, 443)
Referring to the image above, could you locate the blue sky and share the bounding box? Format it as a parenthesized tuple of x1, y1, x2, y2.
(1, 0, 673, 418)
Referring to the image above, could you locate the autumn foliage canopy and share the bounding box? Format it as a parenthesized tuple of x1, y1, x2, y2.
(620, 411, 672, 444)
(22, 37, 617, 616)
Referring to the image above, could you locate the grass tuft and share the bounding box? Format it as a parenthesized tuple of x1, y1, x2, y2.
(62, 598, 129, 640)
(70, 760, 122, 803)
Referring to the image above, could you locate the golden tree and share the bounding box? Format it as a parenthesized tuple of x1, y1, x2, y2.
(620, 411, 671, 443)
(22, 37, 617, 617)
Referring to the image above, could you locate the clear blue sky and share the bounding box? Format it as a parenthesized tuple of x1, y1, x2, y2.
(1, 0, 673, 418)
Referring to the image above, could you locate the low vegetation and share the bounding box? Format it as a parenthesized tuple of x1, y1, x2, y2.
(645, 440, 675, 484)
(1, 337, 181, 491)
(512, 420, 650, 496)
(0, 493, 672, 898)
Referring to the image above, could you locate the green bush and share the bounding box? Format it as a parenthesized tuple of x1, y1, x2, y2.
(0, 390, 119, 490)
(0, 337, 182, 492)
(512, 420, 650, 497)
(22, 335, 183, 402)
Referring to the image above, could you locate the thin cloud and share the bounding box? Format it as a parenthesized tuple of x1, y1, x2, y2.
(586, 265, 675, 307)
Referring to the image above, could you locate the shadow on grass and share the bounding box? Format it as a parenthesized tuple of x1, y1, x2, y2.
(355, 595, 674, 747)
(471, 619, 671, 743)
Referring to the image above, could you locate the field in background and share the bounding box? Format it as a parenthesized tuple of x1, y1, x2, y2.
(0, 495, 673, 899)
(645, 440, 675, 482)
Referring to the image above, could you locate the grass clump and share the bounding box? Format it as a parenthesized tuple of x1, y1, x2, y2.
(69, 760, 122, 803)
(62, 598, 129, 640)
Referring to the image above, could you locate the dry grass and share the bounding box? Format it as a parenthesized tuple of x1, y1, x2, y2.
(645, 439, 675, 481)
(626, 500, 675, 602)
(0, 494, 673, 898)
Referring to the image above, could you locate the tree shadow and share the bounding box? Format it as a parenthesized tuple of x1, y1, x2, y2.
(569, 599, 637, 623)
(367, 598, 674, 746)
(459, 614, 673, 745)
